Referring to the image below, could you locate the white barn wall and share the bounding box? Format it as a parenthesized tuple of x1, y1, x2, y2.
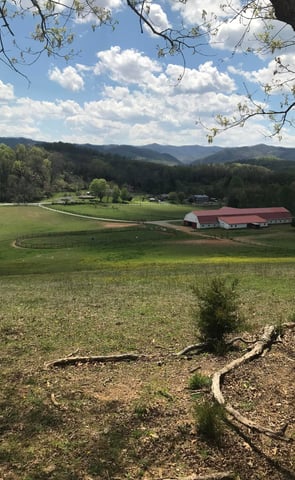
(184, 212, 197, 223)
(219, 220, 247, 229)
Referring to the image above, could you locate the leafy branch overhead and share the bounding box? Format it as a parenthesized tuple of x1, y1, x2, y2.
(0, 1, 294, 137)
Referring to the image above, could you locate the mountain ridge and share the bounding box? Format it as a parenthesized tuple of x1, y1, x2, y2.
(0, 137, 295, 165)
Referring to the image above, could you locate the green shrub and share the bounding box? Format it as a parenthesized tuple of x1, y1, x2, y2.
(193, 277, 242, 353)
(189, 373, 211, 390)
(195, 400, 225, 444)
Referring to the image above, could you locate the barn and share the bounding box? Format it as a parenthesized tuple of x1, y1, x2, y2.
(184, 206, 292, 230)
(218, 215, 268, 230)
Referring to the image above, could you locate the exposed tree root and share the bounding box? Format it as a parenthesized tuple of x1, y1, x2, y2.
(177, 336, 255, 357)
(177, 343, 208, 356)
(46, 323, 295, 368)
(45, 322, 294, 443)
(211, 324, 294, 442)
(226, 336, 255, 347)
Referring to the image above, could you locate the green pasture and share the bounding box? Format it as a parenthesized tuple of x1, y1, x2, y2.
(47, 201, 190, 221)
(0, 205, 294, 275)
(0, 205, 294, 480)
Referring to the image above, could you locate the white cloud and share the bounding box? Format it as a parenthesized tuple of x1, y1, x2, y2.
(10, 98, 81, 122)
(169, 0, 294, 59)
(213, 17, 294, 57)
(94, 0, 122, 8)
(1, 86, 289, 147)
(94, 46, 163, 86)
(1, 44, 294, 147)
(143, 2, 171, 32)
(169, 0, 241, 27)
(73, 0, 123, 25)
(166, 62, 236, 94)
(48, 66, 85, 91)
(92, 47, 237, 95)
(228, 53, 295, 94)
(0, 80, 14, 101)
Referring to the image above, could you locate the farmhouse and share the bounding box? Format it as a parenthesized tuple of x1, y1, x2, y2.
(184, 206, 292, 230)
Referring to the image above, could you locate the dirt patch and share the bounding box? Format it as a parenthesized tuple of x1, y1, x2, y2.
(5, 329, 290, 480)
(172, 238, 235, 246)
(77, 330, 294, 480)
(102, 222, 138, 228)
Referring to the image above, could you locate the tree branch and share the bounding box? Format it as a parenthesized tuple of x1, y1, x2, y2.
(45, 352, 145, 368)
(211, 324, 294, 442)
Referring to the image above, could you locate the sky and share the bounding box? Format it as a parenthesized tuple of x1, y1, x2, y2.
(0, 0, 294, 147)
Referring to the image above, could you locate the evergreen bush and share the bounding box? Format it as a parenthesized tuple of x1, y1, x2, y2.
(194, 277, 242, 353)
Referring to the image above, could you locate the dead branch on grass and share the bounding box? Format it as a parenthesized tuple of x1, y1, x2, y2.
(46, 323, 295, 368)
(45, 321, 294, 443)
(211, 324, 294, 442)
(163, 471, 236, 480)
(45, 353, 145, 368)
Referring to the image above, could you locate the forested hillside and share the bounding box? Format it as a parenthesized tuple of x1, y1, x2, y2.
(0, 142, 295, 213)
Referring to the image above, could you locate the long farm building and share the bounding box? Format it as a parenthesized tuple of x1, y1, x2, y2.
(184, 206, 293, 230)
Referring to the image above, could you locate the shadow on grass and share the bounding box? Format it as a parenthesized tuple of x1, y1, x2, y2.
(0, 380, 169, 479)
(226, 419, 295, 480)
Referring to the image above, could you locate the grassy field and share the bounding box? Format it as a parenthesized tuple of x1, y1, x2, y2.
(0, 205, 294, 275)
(0, 204, 294, 479)
(47, 201, 190, 221)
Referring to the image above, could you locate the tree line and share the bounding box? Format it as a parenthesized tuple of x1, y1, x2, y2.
(0, 142, 295, 213)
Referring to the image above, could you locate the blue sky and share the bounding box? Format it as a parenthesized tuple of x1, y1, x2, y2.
(0, 0, 294, 147)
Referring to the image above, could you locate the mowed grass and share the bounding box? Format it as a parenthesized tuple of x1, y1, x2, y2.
(48, 201, 190, 221)
(0, 205, 294, 276)
(0, 205, 295, 479)
(0, 204, 294, 346)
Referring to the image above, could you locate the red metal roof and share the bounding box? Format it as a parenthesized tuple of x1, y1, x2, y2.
(193, 207, 292, 224)
(234, 207, 292, 219)
(193, 207, 238, 217)
(219, 215, 267, 225)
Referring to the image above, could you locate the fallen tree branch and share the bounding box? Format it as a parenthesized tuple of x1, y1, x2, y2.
(162, 471, 236, 480)
(45, 353, 145, 368)
(211, 325, 293, 442)
(47, 323, 295, 368)
(176, 342, 208, 356)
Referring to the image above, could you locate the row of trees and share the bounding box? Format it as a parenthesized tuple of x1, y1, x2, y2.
(89, 178, 132, 203)
(0, 142, 295, 213)
(0, 144, 52, 202)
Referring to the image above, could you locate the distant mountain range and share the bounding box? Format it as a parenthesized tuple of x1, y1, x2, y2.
(1, 137, 295, 165)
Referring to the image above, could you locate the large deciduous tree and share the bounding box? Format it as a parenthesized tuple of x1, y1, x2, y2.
(0, 1, 294, 138)
(89, 177, 108, 202)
